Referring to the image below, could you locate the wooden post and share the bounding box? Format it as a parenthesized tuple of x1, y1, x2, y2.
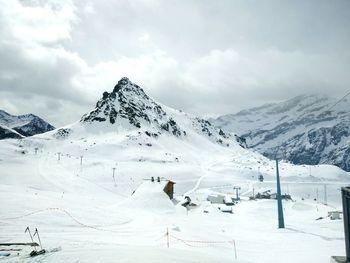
(112, 167, 116, 186)
(233, 240, 237, 260)
(166, 228, 169, 248)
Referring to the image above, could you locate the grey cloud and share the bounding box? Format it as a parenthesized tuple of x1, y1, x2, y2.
(0, 42, 87, 103)
(0, 0, 349, 126)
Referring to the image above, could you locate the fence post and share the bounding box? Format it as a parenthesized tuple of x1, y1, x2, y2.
(166, 228, 169, 248)
(233, 240, 237, 260)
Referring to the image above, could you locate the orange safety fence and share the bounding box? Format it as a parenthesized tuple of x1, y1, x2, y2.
(0, 207, 125, 233)
(170, 234, 235, 247)
(162, 229, 238, 259)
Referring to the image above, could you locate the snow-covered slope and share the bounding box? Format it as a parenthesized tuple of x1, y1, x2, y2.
(0, 82, 349, 263)
(0, 110, 55, 139)
(54, 77, 246, 149)
(211, 94, 350, 171)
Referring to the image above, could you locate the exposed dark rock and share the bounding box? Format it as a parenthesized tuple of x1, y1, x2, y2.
(0, 126, 23, 139)
(53, 128, 72, 139)
(81, 77, 185, 137)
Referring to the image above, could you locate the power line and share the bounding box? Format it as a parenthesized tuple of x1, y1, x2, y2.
(325, 91, 350, 112)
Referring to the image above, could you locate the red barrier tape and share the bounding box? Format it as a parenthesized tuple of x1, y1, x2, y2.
(169, 234, 235, 248)
(0, 207, 121, 233)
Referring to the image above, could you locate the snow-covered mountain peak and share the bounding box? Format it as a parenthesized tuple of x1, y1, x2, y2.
(65, 78, 246, 149)
(80, 77, 185, 136)
(113, 77, 135, 92)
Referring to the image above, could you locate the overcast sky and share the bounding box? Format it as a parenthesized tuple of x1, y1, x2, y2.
(0, 0, 349, 126)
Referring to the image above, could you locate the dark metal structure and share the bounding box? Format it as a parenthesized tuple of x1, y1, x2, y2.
(276, 159, 285, 229)
(342, 187, 350, 261)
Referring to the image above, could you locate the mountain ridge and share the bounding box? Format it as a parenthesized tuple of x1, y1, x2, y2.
(0, 110, 55, 139)
(211, 94, 350, 171)
(54, 77, 247, 149)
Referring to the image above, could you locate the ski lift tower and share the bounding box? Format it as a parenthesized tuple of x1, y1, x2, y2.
(276, 159, 285, 229)
(233, 186, 241, 201)
(331, 187, 350, 262)
(258, 174, 264, 182)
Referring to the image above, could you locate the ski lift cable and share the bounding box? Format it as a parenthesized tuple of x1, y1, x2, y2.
(325, 91, 350, 112)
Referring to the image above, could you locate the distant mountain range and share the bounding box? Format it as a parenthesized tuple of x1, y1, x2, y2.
(0, 110, 55, 139)
(3, 81, 348, 173)
(53, 77, 247, 149)
(211, 94, 350, 171)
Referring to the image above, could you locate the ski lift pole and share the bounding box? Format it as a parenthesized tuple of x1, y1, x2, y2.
(166, 227, 170, 248)
(341, 187, 350, 261)
(112, 167, 116, 186)
(233, 239, 237, 260)
(33, 228, 43, 250)
(276, 159, 285, 228)
(233, 186, 241, 201)
(25, 227, 37, 251)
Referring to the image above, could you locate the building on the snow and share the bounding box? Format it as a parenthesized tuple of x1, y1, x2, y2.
(142, 177, 176, 200)
(207, 194, 235, 205)
(258, 174, 264, 182)
(251, 190, 292, 200)
(218, 205, 233, 213)
(207, 194, 226, 204)
(163, 180, 175, 199)
(224, 196, 235, 206)
(328, 211, 342, 220)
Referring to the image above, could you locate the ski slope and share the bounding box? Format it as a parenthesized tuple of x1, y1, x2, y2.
(0, 126, 348, 263)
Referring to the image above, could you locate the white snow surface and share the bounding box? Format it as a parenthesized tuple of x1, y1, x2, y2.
(0, 127, 348, 263)
(0, 88, 349, 262)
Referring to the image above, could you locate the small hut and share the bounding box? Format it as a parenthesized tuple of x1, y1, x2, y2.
(207, 194, 226, 204)
(163, 180, 175, 199)
(328, 211, 342, 220)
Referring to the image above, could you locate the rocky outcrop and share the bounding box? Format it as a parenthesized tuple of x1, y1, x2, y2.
(80, 77, 246, 148)
(81, 77, 185, 137)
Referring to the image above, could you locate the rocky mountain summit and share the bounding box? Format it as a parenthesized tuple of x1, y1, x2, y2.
(0, 110, 55, 139)
(81, 77, 185, 136)
(211, 94, 350, 171)
(78, 77, 246, 148)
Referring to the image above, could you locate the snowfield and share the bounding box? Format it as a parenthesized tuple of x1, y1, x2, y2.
(0, 129, 348, 263)
(0, 79, 348, 262)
